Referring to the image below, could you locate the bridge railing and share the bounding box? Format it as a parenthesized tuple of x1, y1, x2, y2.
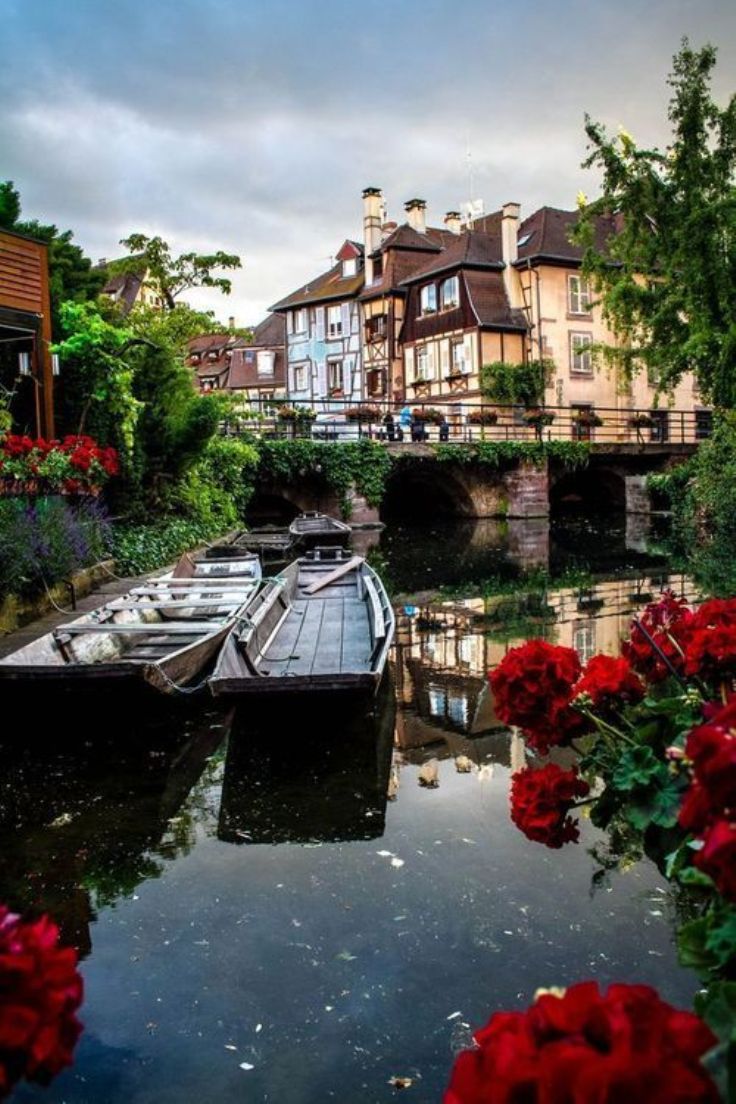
(220, 398, 712, 446)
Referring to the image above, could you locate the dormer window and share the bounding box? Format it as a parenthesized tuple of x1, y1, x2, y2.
(342, 258, 357, 278)
(257, 350, 275, 377)
(439, 276, 459, 310)
(420, 284, 437, 315)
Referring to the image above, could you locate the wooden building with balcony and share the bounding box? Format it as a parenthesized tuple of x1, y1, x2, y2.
(0, 228, 55, 437)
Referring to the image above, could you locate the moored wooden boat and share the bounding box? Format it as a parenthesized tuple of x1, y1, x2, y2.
(288, 511, 351, 549)
(0, 574, 258, 695)
(209, 547, 395, 698)
(162, 549, 263, 581)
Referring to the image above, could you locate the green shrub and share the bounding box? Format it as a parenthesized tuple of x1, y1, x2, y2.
(111, 517, 229, 576)
(480, 360, 553, 407)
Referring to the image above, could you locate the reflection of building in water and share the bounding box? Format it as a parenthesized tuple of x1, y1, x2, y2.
(391, 571, 696, 758)
(218, 689, 395, 845)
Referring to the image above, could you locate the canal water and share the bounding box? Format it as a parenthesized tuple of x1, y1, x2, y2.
(3, 517, 700, 1103)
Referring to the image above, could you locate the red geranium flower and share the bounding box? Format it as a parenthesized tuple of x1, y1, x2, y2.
(622, 590, 693, 683)
(2, 435, 35, 458)
(692, 598, 736, 630)
(490, 641, 584, 752)
(574, 654, 644, 713)
(0, 905, 83, 1100)
(510, 764, 590, 848)
(679, 780, 713, 834)
(694, 818, 736, 902)
(685, 624, 736, 683)
(444, 981, 718, 1104)
(685, 703, 736, 814)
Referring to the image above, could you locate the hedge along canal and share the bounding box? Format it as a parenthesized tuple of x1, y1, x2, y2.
(2, 515, 701, 1103)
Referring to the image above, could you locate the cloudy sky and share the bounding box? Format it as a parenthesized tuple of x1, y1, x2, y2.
(2, 0, 735, 325)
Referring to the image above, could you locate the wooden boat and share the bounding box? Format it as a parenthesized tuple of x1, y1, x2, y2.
(163, 548, 263, 581)
(209, 547, 395, 698)
(228, 527, 295, 563)
(288, 511, 351, 549)
(0, 574, 258, 695)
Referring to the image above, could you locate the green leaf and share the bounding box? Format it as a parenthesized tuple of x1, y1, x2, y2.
(678, 916, 718, 973)
(678, 866, 716, 889)
(695, 982, 736, 1043)
(612, 745, 663, 791)
(706, 910, 736, 970)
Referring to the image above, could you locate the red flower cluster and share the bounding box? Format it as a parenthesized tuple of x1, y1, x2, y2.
(59, 436, 119, 477)
(510, 764, 590, 848)
(679, 698, 736, 901)
(489, 640, 584, 754)
(573, 654, 644, 713)
(622, 590, 694, 683)
(0, 906, 83, 1099)
(445, 981, 718, 1104)
(683, 599, 736, 684)
(0, 433, 119, 491)
(1, 435, 35, 458)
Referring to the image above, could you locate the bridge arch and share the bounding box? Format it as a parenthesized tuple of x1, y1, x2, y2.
(550, 466, 626, 514)
(381, 461, 484, 520)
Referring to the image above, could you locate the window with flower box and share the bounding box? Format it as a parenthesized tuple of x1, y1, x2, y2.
(440, 276, 460, 311)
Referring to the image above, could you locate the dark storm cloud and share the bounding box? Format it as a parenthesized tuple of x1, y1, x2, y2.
(2, 0, 735, 321)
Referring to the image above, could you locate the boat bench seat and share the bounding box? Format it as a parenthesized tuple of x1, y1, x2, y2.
(54, 622, 216, 636)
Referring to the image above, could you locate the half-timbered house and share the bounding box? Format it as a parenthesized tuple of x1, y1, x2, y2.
(270, 242, 365, 407)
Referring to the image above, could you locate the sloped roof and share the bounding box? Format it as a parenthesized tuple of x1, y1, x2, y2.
(513, 206, 619, 264)
(250, 313, 286, 347)
(463, 271, 527, 331)
(228, 345, 286, 390)
(400, 230, 503, 285)
(270, 260, 364, 311)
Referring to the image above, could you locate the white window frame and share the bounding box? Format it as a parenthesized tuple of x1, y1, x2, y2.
(416, 345, 432, 381)
(257, 350, 275, 377)
(440, 276, 460, 311)
(293, 363, 308, 391)
(342, 258, 357, 278)
(327, 358, 344, 392)
(451, 339, 465, 375)
(291, 308, 308, 334)
(327, 304, 343, 338)
(570, 332, 593, 375)
(568, 275, 591, 316)
(420, 284, 437, 316)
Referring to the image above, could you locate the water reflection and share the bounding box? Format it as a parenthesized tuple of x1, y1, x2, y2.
(219, 689, 395, 845)
(0, 516, 705, 1104)
(0, 706, 227, 959)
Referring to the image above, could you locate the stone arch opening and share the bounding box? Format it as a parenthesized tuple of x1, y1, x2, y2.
(245, 493, 301, 526)
(381, 462, 477, 520)
(550, 467, 626, 514)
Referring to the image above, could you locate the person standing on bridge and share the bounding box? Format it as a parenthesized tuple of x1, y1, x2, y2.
(399, 405, 411, 442)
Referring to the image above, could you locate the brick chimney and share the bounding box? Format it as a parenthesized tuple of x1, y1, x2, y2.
(501, 202, 523, 309)
(444, 211, 462, 235)
(404, 198, 427, 234)
(363, 186, 383, 285)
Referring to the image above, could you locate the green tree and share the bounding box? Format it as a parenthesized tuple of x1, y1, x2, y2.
(116, 233, 242, 310)
(0, 181, 106, 335)
(127, 302, 251, 354)
(574, 41, 736, 407)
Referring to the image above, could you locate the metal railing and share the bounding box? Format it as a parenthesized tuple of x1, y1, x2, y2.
(220, 398, 712, 447)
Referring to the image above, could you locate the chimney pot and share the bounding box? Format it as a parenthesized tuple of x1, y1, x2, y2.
(363, 187, 384, 284)
(444, 211, 462, 234)
(501, 202, 523, 308)
(228, 315, 235, 329)
(404, 198, 427, 234)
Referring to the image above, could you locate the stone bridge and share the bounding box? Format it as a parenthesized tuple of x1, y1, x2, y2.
(246, 442, 696, 525)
